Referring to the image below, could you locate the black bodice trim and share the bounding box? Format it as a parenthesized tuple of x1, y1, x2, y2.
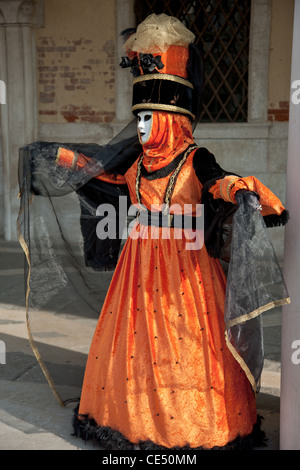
(140, 146, 224, 181)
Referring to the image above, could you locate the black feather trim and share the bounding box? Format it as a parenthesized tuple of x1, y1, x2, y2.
(72, 406, 267, 450)
(120, 28, 137, 42)
(263, 209, 290, 228)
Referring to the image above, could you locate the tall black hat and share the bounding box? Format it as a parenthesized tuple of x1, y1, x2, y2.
(120, 14, 204, 123)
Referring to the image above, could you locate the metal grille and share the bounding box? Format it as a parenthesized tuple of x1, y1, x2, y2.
(134, 0, 251, 122)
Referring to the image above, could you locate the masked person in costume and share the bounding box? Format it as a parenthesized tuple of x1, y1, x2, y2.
(18, 14, 289, 450)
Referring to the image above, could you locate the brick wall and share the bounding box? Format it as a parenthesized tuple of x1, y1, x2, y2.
(36, 0, 116, 124)
(268, 101, 290, 122)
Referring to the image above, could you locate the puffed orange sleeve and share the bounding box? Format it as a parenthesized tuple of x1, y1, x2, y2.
(55, 147, 127, 185)
(209, 174, 286, 217)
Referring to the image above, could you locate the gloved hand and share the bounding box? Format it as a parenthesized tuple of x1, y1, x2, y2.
(235, 189, 262, 211)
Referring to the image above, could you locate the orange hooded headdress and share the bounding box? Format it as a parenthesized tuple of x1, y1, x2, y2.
(138, 110, 195, 172)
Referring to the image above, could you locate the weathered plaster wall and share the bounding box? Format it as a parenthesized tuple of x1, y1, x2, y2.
(36, 0, 116, 124)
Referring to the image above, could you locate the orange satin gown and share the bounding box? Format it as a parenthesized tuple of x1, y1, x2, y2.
(76, 129, 258, 448)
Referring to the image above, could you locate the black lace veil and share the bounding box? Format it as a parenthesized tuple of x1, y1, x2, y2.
(224, 198, 290, 390)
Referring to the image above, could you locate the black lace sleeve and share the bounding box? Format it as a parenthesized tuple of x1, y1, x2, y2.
(192, 147, 239, 259)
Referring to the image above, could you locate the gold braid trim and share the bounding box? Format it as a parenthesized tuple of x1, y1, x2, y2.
(133, 73, 194, 89)
(55, 147, 62, 164)
(135, 145, 198, 216)
(132, 103, 195, 121)
(17, 196, 65, 408)
(225, 331, 257, 392)
(135, 154, 143, 206)
(219, 175, 239, 203)
(225, 296, 291, 392)
(71, 151, 79, 171)
(163, 145, 198, 212)
(225, 297, 291, 329)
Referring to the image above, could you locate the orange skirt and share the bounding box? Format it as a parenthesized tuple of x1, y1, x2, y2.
(77, 224, 257, 449)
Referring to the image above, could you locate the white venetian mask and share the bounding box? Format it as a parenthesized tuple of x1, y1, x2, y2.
(137, 111, 153, 144)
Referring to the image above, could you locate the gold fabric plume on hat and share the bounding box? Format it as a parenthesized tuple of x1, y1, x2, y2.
(124, 13, 195, 54)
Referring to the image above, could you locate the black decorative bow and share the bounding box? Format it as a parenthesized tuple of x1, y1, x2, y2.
(120, 53, 164, 77)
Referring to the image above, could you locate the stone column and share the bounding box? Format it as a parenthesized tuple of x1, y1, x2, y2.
(0, 0, 44, 240)
(248, 0, 272, 123)
(114, 0, 135, 125)
(280, 0, 300, 450)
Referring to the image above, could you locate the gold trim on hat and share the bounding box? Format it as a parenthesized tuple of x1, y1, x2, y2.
(132, 102, 195, 120)
(133, 73, 194, 89)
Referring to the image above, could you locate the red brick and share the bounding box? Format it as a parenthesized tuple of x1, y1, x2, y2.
(39, 110, 58, 115)
(268, 108, 290, 122)
(279, 101, 289, 109)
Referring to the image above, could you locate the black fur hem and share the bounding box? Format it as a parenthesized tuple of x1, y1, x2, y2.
(263, 209, 290, 228)
(72, 406, 267, 451)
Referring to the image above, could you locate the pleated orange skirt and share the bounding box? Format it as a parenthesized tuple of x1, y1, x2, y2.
(77, 224, 257, 449)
